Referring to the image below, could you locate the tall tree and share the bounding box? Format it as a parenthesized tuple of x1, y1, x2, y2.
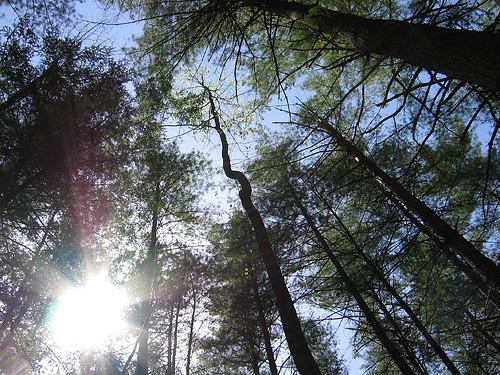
(247, 130, 500, 373)
(205, 210, 280, 375)
(121, 0, 500, 90)
(207, 89, 323, 375)
(0, 29, 132, 371)
(113, 132, 209, 375)
(317, 119, 500, 294)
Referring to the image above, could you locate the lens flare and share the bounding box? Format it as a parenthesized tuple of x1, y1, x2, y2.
(49, 274, 129, 350)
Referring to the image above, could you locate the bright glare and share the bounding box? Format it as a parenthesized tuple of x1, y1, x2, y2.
(49, 274, 129, 350)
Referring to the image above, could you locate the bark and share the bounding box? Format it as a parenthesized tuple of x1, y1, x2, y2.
(208, 90, 322, 375)
(171, 295, 182, 375)
(249, 0, 500, 90)
(319, 120, 500, 293)
(185, 289, 198, 375)
(290, 188, 415, 374)
(250, 271, 279, 375)
(136, 182, 161, 375)
(316, 191, 463, 375)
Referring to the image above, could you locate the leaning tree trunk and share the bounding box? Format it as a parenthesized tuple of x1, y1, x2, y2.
(370, 288, 429, 375)
(311, 186, 463, 375)
(319, 120, 500, 294)
(208, 90, 323, 375)
(384, 190, 499, 310)
(289, 187, 415, 374)
(250, 0, 500, 90)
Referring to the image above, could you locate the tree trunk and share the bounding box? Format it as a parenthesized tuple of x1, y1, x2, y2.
(251, 0, 500, 90)
(166, 301, 175, 375)
(371, 288, 429, 375)
(250, 351, 262, 375)
(319, 120, 500, 293)
(185, 289, 198, 375)
(314, 188, 462, 375)
(171, 295, 182, 375)
(136, 182, 161, 375)
(136, 303, 150, 375)
(250, 270, 279, 375)
(384, 191, 499, 310)
(208, 89, 323, 375)
(466, 309, 500, 353)
(290, 187, 415, 374)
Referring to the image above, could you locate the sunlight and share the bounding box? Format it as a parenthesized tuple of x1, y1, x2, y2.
(49, 273, 129, 350)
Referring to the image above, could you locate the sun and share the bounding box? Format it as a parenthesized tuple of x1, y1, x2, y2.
(49, 273, 130, 350)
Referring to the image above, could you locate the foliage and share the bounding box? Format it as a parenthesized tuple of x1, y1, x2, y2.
(3, 0, 500, 374)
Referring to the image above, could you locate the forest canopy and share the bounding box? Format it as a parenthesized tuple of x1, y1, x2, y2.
(1, 0, 500, 374)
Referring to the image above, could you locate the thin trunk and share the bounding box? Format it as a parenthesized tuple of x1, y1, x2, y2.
(136, 302, 150, 375)
(320, 120, 500, 292)
(166, 301, 175, 375)
(252, 354, 260, 375)
(384, 191, 499, 310)
(314, 187, 463, 375)
(171, 295, 182, 375)
(371, 288, 429, 375)
(136, 182, 161, 375)
(250, 350, 262, 375)
(250, 272, 279, 375)
(252, 0, 500, 90)
(208, 89, 322, 375)
(290, 187, 415, 374)
(466, 309, 500, 353)
(185, 289, 198, 375)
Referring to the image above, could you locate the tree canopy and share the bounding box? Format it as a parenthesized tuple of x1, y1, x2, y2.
(1, 0, 500, 374)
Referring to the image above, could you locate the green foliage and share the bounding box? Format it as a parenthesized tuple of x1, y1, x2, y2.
(302, 320, 346, 375)
(3, 0, 500, 373)
(199, 210, 275, 374)
(0, 27, 134, 373)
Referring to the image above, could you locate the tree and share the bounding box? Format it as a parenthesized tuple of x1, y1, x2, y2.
(121, 0, 500, 90)
(301, 320, 346, 375)
(204, 210, 280, 375)
(112, 129, 210, 375)
(208, 88, 323, 375)
(3, 0, 500, 373)
(0, 28, 133, 372)
(317, 119, 500, 297)
(246, 129, 500, 373)
(248, 0, 500, 90)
